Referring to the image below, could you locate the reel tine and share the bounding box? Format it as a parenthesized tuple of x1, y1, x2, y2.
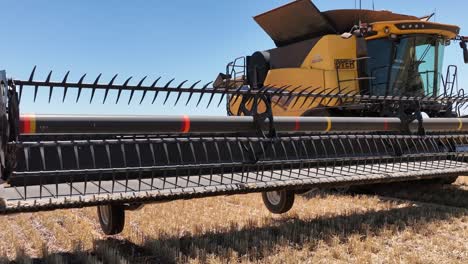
(286, 86, 302, 102)
(28, 66, 38, 102)
(161, 78, 175, 104)
(174, 80, 190, 106)
(141, 77, 160, 104)
(433, 93, 444, 101)
(262, 85, 276, 102)
(419, 94, 429, 103)
(312, 88, 329, 107)
(276, 85, 291, 95)
(129, 76, 147, 105)
(257, 85, 267, 97)
(339, 86, 352, 96)
(206, 86, 219, 108)
(196, 82, 213, 107)
(230, 85, 245, 106)
(265, 85, 277, 95)
(116, 76, 133, 104)
(261, 85, 272, 95)
(166, 80, 186, 105)
(185, 80, 201, 106)
(268, 84, 284, 93)
(76, 73, 87, 102)
(19, 84, 23, 102)
(273, 85, 291, 107)
(268, 85, 283, 107)
(245, 89, 255, 105)
(45, 71, 53, 103)
(342, 89, 358, 104)
(255, 85, 267, 96)
(291, 87, 311, 109)
(89, 73, 102, 103)
(217, 86, 229, 107)
(151, 78, 168, 104)
(103, 74, 118, 104)
(156, 78, 174, 105)
(328, 86, 341, 97)
(300, 86, 320, 108)
(61, 71, 70, 102)
(28, 66, 36, 82)
(306, 87, 325, 108)
(435, 93, 445, 101)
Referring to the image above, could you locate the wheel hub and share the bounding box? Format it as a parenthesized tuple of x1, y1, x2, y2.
(99, 205, 111, 226)
(266, 191, 282, 205)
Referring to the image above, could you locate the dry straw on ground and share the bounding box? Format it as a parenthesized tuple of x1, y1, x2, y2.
(0, 177, 466, 264)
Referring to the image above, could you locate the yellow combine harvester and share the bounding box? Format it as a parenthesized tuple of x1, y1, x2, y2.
(218, 0, 465, 118)
(2, 0, 468, 235)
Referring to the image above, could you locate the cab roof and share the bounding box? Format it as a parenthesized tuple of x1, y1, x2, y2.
(254, 0, 456, 47)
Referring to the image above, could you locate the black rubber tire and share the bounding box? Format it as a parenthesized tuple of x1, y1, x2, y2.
(262, 190, 295, 214)
(97, 204, 125, 235)
(424, 176, 459, 185)
(439, 176, 459, 185)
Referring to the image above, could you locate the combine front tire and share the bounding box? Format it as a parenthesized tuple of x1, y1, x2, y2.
(424, 176, 459, 185)
(438, 176, 459, 185)
(262, 190, 295, 214)
(97, 204, 125, 235)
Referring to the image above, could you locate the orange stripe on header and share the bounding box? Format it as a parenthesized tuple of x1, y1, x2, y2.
(181, 115, 190, 133)
(294, 117, 300, 131)
(20, 114, 36, 134)
(19, 118, 25, 133)
(383, 119, 389, 131)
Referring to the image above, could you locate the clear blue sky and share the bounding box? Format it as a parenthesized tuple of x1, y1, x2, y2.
(2, 0, 468, 115)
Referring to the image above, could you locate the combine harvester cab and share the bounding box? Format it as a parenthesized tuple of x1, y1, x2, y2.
(223, 0, 464, 117)
(1, 0, 468, 235)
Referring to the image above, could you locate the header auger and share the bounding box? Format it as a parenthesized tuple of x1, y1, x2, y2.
(1, 0, 468, 235)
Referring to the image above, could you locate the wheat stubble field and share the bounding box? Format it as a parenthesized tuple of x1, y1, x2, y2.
(0, 177, 466, 264)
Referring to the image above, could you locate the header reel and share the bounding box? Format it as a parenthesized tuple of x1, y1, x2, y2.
(0, 66, 467, 235)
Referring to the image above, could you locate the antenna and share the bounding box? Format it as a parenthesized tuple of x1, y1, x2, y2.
(373, 0, 375, 10)
(359, 0, 362, 24)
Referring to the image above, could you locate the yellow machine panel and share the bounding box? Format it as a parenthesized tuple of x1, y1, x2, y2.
(231, 35, 359, 117)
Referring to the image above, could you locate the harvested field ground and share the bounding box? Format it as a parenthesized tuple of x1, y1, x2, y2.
(0, 177, 466, 264)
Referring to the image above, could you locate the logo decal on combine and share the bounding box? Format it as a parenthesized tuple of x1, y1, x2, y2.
(335, 59, 356, 69)
(311, 55, 323, 63)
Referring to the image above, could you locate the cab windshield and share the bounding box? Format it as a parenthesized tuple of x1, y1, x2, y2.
(366, 35, 446, 96)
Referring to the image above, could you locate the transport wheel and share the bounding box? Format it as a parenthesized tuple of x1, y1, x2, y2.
(425, 176, 459, 185)
(439, 176, 459, 184)
(262, 190, 295, 214)
(97, 204, 125, 235)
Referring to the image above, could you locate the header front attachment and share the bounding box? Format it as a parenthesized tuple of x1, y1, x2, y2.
(0, 67, 467, 235)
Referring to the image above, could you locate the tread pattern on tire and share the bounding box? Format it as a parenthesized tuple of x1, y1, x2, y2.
(262, 190, 295, 214)
(97, 204, 125, 235)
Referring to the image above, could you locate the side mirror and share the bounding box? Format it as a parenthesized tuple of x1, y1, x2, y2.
(460, 41, 468, 64)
